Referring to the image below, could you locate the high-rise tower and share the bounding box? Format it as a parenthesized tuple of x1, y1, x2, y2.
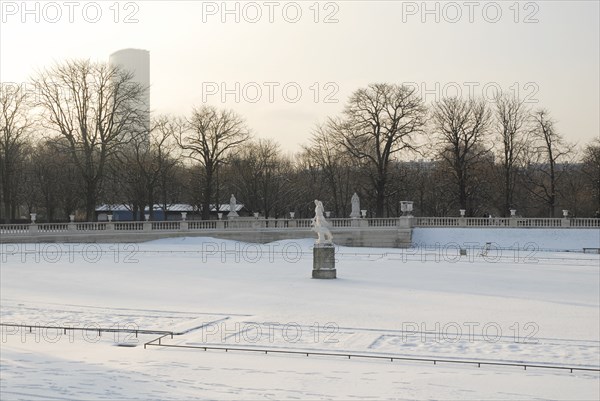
(109, 49, 150, 133)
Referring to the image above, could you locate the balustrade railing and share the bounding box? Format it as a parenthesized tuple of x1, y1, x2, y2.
(38, 223, 70, 233)
(465, 217, 511, 227)
(329, 219, 353, 228)
(567, 218, 599, 227)
(152, 221, 180, 231)
(516, 218, 563, 228)
(414, 217, 460, 227)
(113, 222, 144, 231)
(0, 217, 597, 238)
(295, 219, 313, 229)
(76, 222, 106, 231)
(0, 224, 29, 234)
(368, 218, 398, 227)
(188, 221, 217, 230)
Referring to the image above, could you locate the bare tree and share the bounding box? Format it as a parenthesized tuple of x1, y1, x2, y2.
(431, 97, 492, 214)
(28, 140, 62, 221)
(177, 105, 250, 219)
(153, 118, 186, 214)
(34, 59, 146, 220)
(106, 152, 145, 219)
(330, 83, 427, 217)
(581, 139, 600, 215)
(0, 85, 32, 222)
(291, 151, 330, 218)
(411, 160, 456, 216)
(18, 148, 39, 219)
(26, 136, 83, 220)
(558, 161, 589, 217)
(524, 109, 574, 217)
(303, 125, 355, 217)
(115, 116, 182, 219)
(227, 138, 293, 218)
(494, 94, 530, 216)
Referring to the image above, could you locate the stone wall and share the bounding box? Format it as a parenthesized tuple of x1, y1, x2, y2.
(0, 228, 414, 248)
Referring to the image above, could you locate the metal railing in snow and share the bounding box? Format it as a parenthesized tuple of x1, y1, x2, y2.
(142, 335, 600, 374)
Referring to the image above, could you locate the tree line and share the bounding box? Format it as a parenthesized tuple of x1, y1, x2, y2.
(1, 60, 598, 223)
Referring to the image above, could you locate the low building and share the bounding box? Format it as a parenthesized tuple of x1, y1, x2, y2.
(95, 203, 248, 221)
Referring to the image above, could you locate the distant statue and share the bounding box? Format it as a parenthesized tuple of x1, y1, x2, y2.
(312, 200, 333, 245)
(350, 192, 360, 218)
(228, 194, 239, 217)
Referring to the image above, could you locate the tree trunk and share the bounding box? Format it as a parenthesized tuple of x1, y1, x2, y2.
(2, 191, 10, 223)
(458, 169, 467, 212)
(375, 179, 386, 217)
(201, 170, 213, 220)
(84, 181, 97, 222)
(504, 167, 511, 217)
(2, 160, 12, 223)
(45, 196, 55, 222)
(148, 187, 155, 220)
(549, 160, 556, 217)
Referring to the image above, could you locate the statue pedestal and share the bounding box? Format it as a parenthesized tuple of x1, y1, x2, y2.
(312, 244, 336, 279)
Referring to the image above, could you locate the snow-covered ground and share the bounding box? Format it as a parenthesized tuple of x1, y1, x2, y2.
(412, 227, 600, 252)
(1, 233, 599, 400)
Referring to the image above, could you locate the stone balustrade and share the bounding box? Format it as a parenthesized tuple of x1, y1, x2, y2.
(1, 216, 598, 235)
(0, 216, 597, 246)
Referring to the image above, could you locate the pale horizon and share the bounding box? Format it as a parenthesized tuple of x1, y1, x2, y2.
(1, 1, 598, 153)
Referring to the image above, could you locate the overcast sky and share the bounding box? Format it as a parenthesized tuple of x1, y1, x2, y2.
(1, 0, 598, 152)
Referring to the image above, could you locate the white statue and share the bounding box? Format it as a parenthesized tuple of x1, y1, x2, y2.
(228, 194, 239, 217)
(350, 192, 360, 218)
(312, 200, 333, 245)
